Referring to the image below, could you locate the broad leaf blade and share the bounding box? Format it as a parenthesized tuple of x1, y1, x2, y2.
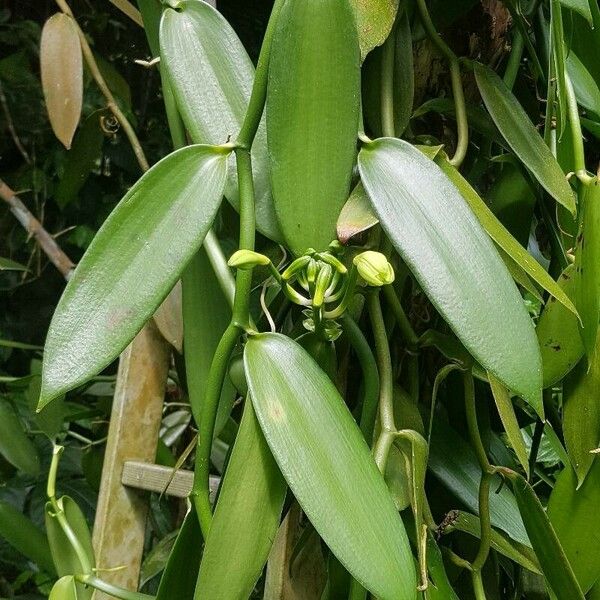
(436, 156, 577, 317)
(548, 460, 600, 592)
(40, 145, 228, 408)
(336, 181, 379, 244)
(244, 333, 417, 600)
(474, 63, 576, 215)
(195, 400, 287, 599)
(349, 0, 399, 60)
(505, 470, 585, 599)
(0, 400, 40, 476)
(559, 0, 593, 24)
(153, 281, 183, 353)
(358, 138, 542, 411)
(40, 13, 83, 149)
(267, 0, 360, 254)
(159, 1, 280, 241)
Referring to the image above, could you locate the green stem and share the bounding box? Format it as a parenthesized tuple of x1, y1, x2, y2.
(348, 578, 368, 600)
(565, 73, 594, 184)
(380, 25, 396, 138)
(382, 285, 418, 348)
(503, 30, 524, 90)
(77, 575, 154, 600)
(463, 371, 492, 585)
(368, 291, 398, 471)
(236, 0, 286, 148)
(415, 0, 468, 167)
(191, 323, 240, 537)
(472, 569, 487, 600)
(341, 314, 380, 444)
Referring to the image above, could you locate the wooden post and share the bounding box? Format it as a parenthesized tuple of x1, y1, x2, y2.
(92, 321, 170, 598)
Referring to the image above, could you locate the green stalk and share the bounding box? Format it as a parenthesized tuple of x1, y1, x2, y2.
(368, 291, 398, 470)
(382, 285, 418, 349)
(415, 0, 468, 167)
(503, 30, 524, 90)
(380, 26, 396, 138)
(76, 575, 154, 600)
(565, 73, 594, 184)
(341, 314, 380, 443)
(463, 371, 493, 596)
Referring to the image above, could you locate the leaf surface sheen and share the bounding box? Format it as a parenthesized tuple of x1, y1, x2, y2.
(244, 333, 417, 600)
(358, 137, 542, 411)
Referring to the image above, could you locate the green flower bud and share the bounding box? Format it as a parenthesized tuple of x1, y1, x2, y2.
(353, 251, 395, 286)
(228, 250, 271, 270)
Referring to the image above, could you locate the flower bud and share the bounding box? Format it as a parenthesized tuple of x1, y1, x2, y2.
(228, 250, 270, 270)
(353, 251, 395, 286)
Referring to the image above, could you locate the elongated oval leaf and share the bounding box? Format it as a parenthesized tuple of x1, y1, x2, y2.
(536, 265, 583, 387)
(567, 51, 600, 115)
(153, 281, 183, 353)
(39, 145, 228, 408)
(474, 62, 576, 215)
(0, 500, 55, 574)
(40, 13, 83, 149)
(504, 470, 584, 599)
(436, 156, 577, 317)
(359, 138, 542, 411)
(0, 400, 40, 476)
(244, 333, 416, 600)
(267, 0, 360, 254)
(349, 0, 399, 61)
(559, 0, 593, 24)
(563, 330, 600, 485)
(337, 181, 378, 244)
(195, 400, 287, 599)
(159, 1, 280, 242)
(574, 180, 600, 356)
(548, 460, 600, 592)
(49, 576, 77, 600)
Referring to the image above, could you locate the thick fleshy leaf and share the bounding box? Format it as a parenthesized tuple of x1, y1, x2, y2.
(39, 145, 228, 408)
(182, 247, 235, 436)
(49, 576, 77, 600)
(536, 265, 584, 388)
(40, 13, 83, 149)
(359, 138, 542, 411)
(574, 180, 600, 356)
(336, 181, 379, 244)
(195, 400, 287, 599)
(349, 0, 399, 60)
(488, 374, 529, 477)
(559, 0, 593, 24)
(437, 156, 577, 317)
(156, 508, 202, 600)
(267, 0, 360, 254)
(425, 533, 460, 599)
(153, 281, 183, 353)
(567, 51, 600, 115)
(504, 470, 585, 599)
(548, 460, 600, 592)
(0, 399, 40, 476)
(0, 500, 55, 574)
(244, 333, 416, 600)
(563, 330, 600, 485)
(159, 0, 280, 241)
(474, 62, 576, 215)
(429, 422, 529, 546)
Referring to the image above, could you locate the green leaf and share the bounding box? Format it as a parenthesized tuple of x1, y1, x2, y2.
(39, 145, 228, 408)
(567, 51, 600, 115)
(46, 496, 95, 600)
(474, 62, 576, 215)
(559, 0, 593, 24)
(156, 508, 202, 600)
(159, 0, 280, 241)
(182, 248, 235, 436)
(267, 0, 360, 255)
(196, 399, 287, 599)
(49, 576, 77, 600)
(349, 0, 399, 60)
(574, 180, 600, 356)
(504, 470, 584, 600)
(244, 333, 416, 600)
(359, 138, 542, 411)
(0, 500, 55, 574)
(0, 257, 29, 271)
(436, 150, 578, 318)
(563, 330, 600, 485)
(536, 265, 584, 388)
(424, 532, 460, 600)
(488, 374, 530, 477)
(549, 460, 600, 592)
(0, 399, 40, 476)
(55, 112, 105, 209)
(336, 181, 379, 244)
(444, 510, 540, 574)
(429, 421, 529, 546)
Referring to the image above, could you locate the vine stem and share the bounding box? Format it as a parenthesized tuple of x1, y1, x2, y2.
(415, 0, 468, 167)
(190, 0, 286, 538)
(76, 575, 154, 600)
(565, 72, 594, 185)
(54, 0, 150, 172)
